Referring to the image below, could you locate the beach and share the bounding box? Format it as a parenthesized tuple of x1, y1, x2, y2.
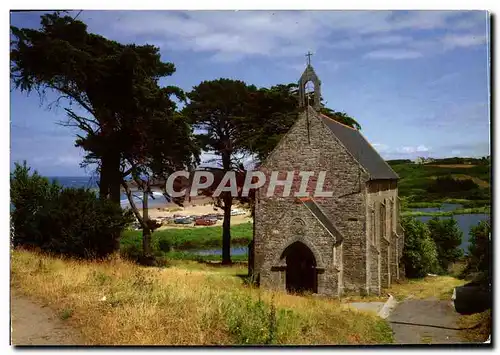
(135, 196, 253, 229)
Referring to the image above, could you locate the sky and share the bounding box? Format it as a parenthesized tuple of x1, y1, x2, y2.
(10, 10, 490, 176)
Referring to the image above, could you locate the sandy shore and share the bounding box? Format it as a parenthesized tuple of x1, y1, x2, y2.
(137, 197, 252, 229)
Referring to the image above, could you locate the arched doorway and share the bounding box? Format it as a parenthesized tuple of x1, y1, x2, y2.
(281, 241, 318, 294)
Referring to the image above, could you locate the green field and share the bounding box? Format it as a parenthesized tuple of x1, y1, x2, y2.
(401, 206, 490, 217)
(389, 161, 491, 208)
(120, 223, 253, 262)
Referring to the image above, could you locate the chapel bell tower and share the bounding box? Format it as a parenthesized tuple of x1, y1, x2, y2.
(298, 51, 322, 112)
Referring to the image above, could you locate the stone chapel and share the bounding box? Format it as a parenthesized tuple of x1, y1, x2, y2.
(249, 60, 404, 297)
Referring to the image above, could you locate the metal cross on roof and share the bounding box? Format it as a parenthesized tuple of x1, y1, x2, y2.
(306, 51, 313, 65)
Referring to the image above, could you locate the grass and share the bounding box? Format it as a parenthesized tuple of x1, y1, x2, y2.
(387, 276, 466, 302)
(457, 310, 491, 343)
(404, 199, 491, 211)
(401, 206, 490, 217)
(11, 249, 394, 345)
(405, 202, 443, 209)
(340, 275, 467, 303)
(121, 222, 253, 251)
(164, 250, 248, 262)
(441, 198, 491, 208)
(59, 308, 74, 320)
(391, 163, 490, 203)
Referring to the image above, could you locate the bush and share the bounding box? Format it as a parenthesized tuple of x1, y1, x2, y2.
(10, 162, 61, 248)
(427, 217, 463, 271)
(158, 238, 172, 253)
(462, 220, 491, 281)
(427, 175, 478, 193)
(401, 216, 440, 278)
(11, 162, 133, 259)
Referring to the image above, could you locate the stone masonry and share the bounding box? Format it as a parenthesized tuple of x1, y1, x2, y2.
(249, 63, 403, 297)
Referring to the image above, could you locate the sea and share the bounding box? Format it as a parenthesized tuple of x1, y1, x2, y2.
(47, 176, 170, 209)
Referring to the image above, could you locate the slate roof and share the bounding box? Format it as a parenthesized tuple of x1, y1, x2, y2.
(301, 198, 343, 244)
(319, 113, 399, 180)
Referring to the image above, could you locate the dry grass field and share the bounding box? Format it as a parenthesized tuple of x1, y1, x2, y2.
(11, 250, 393, 345)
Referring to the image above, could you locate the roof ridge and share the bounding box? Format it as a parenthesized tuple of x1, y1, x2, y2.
(319, 113, 357, 131)
(319, 112, 399, 180)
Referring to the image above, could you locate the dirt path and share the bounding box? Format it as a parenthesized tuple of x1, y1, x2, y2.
(10, 292, 85, 346)
(388, 299, 466, 344)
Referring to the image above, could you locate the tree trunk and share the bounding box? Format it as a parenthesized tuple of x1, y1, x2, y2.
(109, 152, 122, 205)
(100, 152, 122, 206)
(222, 193, 232, 265)
(221, 148, 232, 265)
(121, 179, 152, 261)
(142, 190, 152, 257)
(99, 155, 111, 200)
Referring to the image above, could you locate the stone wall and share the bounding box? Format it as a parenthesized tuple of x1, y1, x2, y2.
(254, 107, 370, 296)
(365, 180, 401, 293)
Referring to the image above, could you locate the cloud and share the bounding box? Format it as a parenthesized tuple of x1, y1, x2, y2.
(364, 49, 423, 60)
(79, 10, 487, 62)
(441, 33, 487, 50)
(377, 141, 489, 160)
(397, 145, 431, 154)
(372, 143, 431, 157)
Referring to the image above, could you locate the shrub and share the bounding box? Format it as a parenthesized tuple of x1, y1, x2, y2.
(158, 238, 172, 253)
(10, 162, 61, 248)
(462, 220, 491, 281)
(401, 216, 440, 278)
(120, 242, 143, 261)
(427, 217, 463, 271)
(11, 162, 133, 259)
(427, 175, 478, 193)
(44, 188, 133, 258)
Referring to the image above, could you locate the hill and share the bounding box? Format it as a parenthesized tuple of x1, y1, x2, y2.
(388, 159, 490, 207)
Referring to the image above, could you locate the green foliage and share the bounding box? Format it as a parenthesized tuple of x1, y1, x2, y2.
(401, 206, 490, 217)
(391, 162, 490, 203)
(401, 216, 440, 278)
(428, 175, 479, 193)
(183, 78, 260, 263)
(427, 217, 463, 271)
(10, 12, 199, 206)
(241, 83, 300, 161)
(164, 250, 248, 262)
(240, 83, 362, 161)
(121, 223, 252, 251)
(11, 162, 133, 259)
(10, 12, 200, 259)
(157, 238, 172, 253)
(386, 159, 412, 166)
(44, 188, 133, 258)
(221, 294, 279, 344)
(463, 220, 491, 279)
(119, 242, 143, 261)
(10, 161, 61, 248)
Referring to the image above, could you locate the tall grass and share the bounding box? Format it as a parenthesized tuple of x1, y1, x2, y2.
(11, 250, 393, 345)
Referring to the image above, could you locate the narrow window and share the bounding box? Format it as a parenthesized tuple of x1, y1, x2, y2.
(380, 202, 386, 241)
(371, 209, 376, 244)
(389, 199, 394, 232)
